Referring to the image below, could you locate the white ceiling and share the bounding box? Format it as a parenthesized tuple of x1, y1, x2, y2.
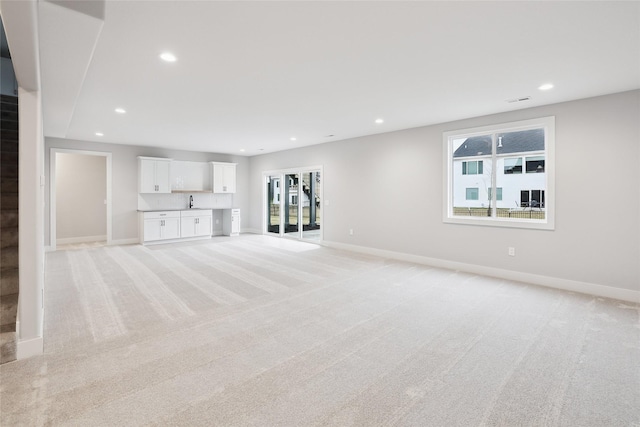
(36, 1, 640, 156)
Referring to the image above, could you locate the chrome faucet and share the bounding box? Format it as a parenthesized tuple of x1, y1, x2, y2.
(189, 195, 194, 209)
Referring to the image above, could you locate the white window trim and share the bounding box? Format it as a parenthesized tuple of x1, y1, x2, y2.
(443, 116, 555, 230)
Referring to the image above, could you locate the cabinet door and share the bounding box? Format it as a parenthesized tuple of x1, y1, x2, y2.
(139, 159, 157, 193)
(231, 214, 240, 235)
(180, 217, 196, 238)
(212, 163, 236, 193)
(222, 164, 236, 193)
(212, 164, 224, 193)
(155, 160, 171, 193)
(143, 219, 163, 241)
(162, 217, 181, 239)
(196, 216, 212, 237)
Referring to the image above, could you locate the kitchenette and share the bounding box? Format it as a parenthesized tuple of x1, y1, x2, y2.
(137, 157, 240, 244)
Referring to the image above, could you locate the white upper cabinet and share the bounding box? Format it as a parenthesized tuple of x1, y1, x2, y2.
(211, 162, 237, 193)
(138, 157, 172, 193)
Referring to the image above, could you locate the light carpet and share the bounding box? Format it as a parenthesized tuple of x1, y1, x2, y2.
(0, 235, 638, 426)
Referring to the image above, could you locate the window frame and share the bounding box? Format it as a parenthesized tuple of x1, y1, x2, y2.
(443, 116, 555, 230)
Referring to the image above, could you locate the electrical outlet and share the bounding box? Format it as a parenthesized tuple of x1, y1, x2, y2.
(508, 247, 516, 257)
(349, 229, 354, 236)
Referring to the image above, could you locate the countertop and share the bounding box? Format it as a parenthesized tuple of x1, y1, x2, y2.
(137, 208, 218, 212)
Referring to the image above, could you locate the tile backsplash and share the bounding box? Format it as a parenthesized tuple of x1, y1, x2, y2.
(138, 193, 234, 211)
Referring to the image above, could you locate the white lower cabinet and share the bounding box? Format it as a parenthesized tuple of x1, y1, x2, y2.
(140, 210, 212, 244)
(142, 211, 181, 242)
(180, 210, 212, 238)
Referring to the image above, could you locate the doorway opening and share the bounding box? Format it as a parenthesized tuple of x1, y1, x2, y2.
(264, 167, 322, 241)
(49, 149, 112, 251)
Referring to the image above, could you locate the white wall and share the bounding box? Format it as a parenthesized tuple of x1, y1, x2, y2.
(55, 153, 106, 241)
(248, 90, 640, 295)
(16, 87, 45, 358)
(44, 138, 250, 246)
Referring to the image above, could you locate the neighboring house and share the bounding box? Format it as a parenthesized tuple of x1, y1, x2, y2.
(452, 128, 546, 209)
(271, 176, 313, 207)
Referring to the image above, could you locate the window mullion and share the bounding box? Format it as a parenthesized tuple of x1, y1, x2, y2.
(490, 134, 497, 217)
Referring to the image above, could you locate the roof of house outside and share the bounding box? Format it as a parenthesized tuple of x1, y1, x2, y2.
(453, 128, 545, 158)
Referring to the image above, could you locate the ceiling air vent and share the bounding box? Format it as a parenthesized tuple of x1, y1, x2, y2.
(507, 96, 531, 103)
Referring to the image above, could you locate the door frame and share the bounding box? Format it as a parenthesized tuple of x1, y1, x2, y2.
(262, 165, 323, 242)
(49, 148, 113, 251)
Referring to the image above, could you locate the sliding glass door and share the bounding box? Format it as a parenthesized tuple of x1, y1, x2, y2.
(266, 175, 281, 235)
(302, 171, 321, 240)
(284, 173, 299, 236)
(264, 168, 322, 241)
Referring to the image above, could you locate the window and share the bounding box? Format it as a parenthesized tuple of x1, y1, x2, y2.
(466, 187, 479, 200)
(462, 160, 483, 175)
(444, 116, 554, 229)
(520, 190, 545, 207)
(488, 187, 503, 201)
(526, 156, 545, 173)
(504, 157, 522, 174)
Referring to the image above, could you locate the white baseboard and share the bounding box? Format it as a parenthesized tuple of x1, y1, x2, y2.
(242, 228, 262, 234)
(57, 235, 107, 245)
(109, 238, 139, 246)
(17, 336, 43, 360)
(323, 240, 639, 303)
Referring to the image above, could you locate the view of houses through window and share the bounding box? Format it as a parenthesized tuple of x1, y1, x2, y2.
(266, 170, 322, 240)
(445, 117, 554, 228)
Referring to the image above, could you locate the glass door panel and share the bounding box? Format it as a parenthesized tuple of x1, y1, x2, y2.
(266, 175, 281, 234)
(284, 173, 299, 236)
(302, 171, 321, 240)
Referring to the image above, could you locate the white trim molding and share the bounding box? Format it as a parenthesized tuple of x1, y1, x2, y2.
(49, 148, 113, 251)
(242, 228, 262, 235)
(109, 238, 140, 246)
(56, 235, 107, 245)
(17, 336, 43, 360)
(323, 240, 639, 303)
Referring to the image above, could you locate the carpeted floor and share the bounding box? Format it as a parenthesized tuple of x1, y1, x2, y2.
(1, 235, 638, 426)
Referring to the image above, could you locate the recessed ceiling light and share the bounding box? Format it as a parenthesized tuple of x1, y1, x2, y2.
(375, 118, 384, 124)
(95, 132, 104, 136)
(239, 148, 245, 152)
(115, 107, 126, 114)
(160, 52, 177, 62)
(538, 83, 554, 91)
(290, 137, 297, 141)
